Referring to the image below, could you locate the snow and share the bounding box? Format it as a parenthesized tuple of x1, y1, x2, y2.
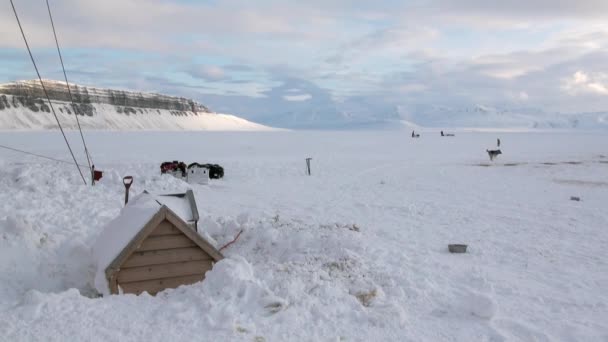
(154, 193, 196, 223)
(0, 130, 607, 341)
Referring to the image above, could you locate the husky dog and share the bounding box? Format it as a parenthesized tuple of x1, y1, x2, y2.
(441, 130, 455, 137)
(486, 149, 502, 161)
(411, 130, 420, 138)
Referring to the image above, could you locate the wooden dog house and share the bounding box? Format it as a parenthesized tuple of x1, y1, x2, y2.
(94, 193, 223, 296)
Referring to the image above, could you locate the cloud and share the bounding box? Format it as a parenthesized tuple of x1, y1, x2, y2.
(224, 64, 254, 72)
(563, 71, 608, 95)
(2, 0, 608, 127)
(325, 25, 440, 66)
(283, 94, 312, 102)
(435, 0, 608, 20)
(186, 65, 229, 82)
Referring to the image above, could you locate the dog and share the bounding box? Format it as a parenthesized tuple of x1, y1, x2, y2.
(486, 149, 502, 161)
(441, 131, 455, 137)
(411, 130, 420, 138)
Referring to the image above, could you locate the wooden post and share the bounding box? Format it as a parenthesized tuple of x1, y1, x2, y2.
(91, 164, 95, 186)
(306, 158, 312, 176)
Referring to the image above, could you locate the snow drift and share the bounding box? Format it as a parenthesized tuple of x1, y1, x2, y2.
(0, 131, 607, 341)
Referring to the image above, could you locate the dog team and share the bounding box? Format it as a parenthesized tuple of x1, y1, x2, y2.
(411, 130, 502, 161)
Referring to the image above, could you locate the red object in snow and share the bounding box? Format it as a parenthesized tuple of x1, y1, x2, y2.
(93, 170, 103, 181)
(160, 161, 187, 177)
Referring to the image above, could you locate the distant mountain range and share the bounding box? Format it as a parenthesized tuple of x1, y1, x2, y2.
(2, 80, 605, 130)
(393, 104, 608, 130)
(200, 89, 608, 130)
(0, 80, 272, 131)
(264, 104, 608, 130)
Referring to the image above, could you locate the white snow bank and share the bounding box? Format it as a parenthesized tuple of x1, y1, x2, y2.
(198, 256, 288, 322)
(1, 131, 607, 341)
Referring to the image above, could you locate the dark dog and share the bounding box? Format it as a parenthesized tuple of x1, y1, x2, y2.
(486, 149, 502, 161)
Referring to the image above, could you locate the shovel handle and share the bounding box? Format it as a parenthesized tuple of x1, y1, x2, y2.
(123, 176, 133, 205)
(123, 176, 133, 188)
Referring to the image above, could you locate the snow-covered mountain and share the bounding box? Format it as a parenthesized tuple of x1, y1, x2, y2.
(0, 80, 273, 131)
(394, 104, 608, 130)
(267, 103, 608, 130)
(202, 89, 608, 130)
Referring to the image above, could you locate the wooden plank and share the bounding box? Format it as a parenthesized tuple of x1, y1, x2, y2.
(149, 221, 181, 236)
(119, 274, 204, 295)
(122, 247, 211, 268)
(110, 275, 118, 295)
(136, 234, 196, 252)
(116, 260, 213, 283)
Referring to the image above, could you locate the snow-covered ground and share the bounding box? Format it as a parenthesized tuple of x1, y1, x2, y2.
(0, 130, 607, 341)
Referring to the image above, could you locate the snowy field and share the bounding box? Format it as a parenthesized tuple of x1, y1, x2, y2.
(0, 130, 607, 341)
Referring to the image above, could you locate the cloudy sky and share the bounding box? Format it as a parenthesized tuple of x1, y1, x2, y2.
(1, 0, 607, 126)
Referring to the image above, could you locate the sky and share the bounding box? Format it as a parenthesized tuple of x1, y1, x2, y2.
(1, 0, 608, 127)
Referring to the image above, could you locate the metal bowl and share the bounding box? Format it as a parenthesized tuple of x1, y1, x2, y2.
(448, 244, 468, 253)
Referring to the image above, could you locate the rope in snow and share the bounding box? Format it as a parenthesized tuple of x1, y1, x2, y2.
(0, 143, 88, 168)
(45, 0, 93, 176)
(219, 229, 244, 252)
(9, 0, 87, 185)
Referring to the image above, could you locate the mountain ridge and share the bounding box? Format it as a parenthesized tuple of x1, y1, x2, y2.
(0, 80, 273, 131)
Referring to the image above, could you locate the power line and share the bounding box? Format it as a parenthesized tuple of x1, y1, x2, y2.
(0, 143, 88, 168)
(9, 0, 87, 185)
(45, 0, 93, 175)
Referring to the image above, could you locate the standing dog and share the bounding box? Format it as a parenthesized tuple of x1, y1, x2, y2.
(486, 149, 502, 161)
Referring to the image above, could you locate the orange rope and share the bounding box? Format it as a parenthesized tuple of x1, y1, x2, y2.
(219, 229, 243, 252)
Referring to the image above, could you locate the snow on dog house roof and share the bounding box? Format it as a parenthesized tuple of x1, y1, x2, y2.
(93, 192, 222, 296)
(152, 190, 200, 230)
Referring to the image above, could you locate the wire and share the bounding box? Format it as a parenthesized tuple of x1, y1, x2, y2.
(0, 143, 88, 168)
(45, 0, 93, 175)
(9, 0, 87, 185)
